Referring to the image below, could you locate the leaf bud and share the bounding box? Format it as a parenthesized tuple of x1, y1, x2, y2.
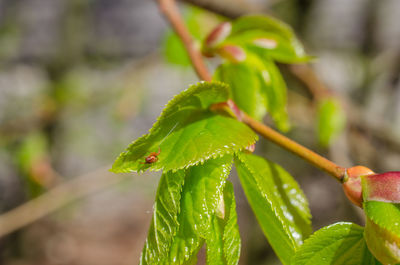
(205, 22, 232, 48)
(342, 166, 374, 207)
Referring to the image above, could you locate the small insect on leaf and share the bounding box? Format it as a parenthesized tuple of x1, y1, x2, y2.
(141, 147, 161, 164)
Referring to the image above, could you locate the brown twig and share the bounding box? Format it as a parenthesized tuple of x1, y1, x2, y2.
(157, 0, 346, 181)
(241, 113, 345, 179)
(0, 166, 128, 237)
(158, 0, 212, 81)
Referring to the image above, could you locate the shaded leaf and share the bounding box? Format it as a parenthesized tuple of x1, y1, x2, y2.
(235, 152, 311, 265)
(112, 82, 257, 173)
(256, 58, 290, 131)
(316, 97, 346, 147)
(215, 56, 290, 131)
(206, 181, 241, 265)
(164, 6, 218, 66)
(214, 62, 267, 121)
(292, 222, 382, 265)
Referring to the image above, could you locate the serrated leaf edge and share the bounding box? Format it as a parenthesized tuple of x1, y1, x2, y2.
(235, 152, 299, 249)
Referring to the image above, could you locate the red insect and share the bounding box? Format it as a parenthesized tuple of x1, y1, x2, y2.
(140, 147, 161, 164)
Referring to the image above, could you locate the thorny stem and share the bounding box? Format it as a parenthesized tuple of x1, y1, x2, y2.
(157, 0, 346, 181)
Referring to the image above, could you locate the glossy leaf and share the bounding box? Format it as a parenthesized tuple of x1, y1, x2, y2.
(292, 222, 382, 265)
(235, 152, 311, 265)
(139, 170, 186, 264)
(206, 182, 241, 265)
(166, 156, 233, 264)
(140, 156, 233, 265)
(363, 201, 400, 264)
(316, 97, 346, 147)
(111, 82, 257, 173)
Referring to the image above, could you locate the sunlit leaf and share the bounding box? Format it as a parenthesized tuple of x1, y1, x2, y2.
(292, 222, 382, 265)
(235, 152, 311, 265)
(111, 82, 257, 173)
(139, 170, 186, 264)
(140, 156, 232, 265)
(363, 201, 400, 264)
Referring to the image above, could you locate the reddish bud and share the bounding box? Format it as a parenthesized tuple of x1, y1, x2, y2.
(210, 99, 243, 121)
(253, 38, 278, 49)
(205, 22, 232, 48)
(363, 172, 400, 203)
(342, 166, 375, 207)
(217, 45, 246, 63)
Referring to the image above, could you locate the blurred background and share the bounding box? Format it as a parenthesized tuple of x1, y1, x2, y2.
(0, 0, 399, 264)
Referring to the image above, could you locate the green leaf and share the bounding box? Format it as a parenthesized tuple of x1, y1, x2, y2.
(235, 152, 311, 265)
(164, 32, 191, 66)
(206, 182, 241, 265)
(225, 29, 312, 63)
(140, 156, 233, 265)
(111, 82, 257, 173)
(16, 131, 49, 196)
(166, 156, 233, 264)
(363, 200, 400, 237)
(292, 222, 382, 265)
(163, 6, 215, 66)
(363, 201, 400, 264)
(229, 15, 296, 41)
(316, 97, 346, 147)
(214, 62, 267, 121)
(214, 56, 290, 131)
(256, 58, 290, 131)
(140, 170, 186, 264)
(225, 15, 311, 63)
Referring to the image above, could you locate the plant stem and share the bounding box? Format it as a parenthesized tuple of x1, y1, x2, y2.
(0, 166, 125, 237)
(158, 0, 212, 81)
(157, 0, 346, 181)
(241, 113, 345, 180)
